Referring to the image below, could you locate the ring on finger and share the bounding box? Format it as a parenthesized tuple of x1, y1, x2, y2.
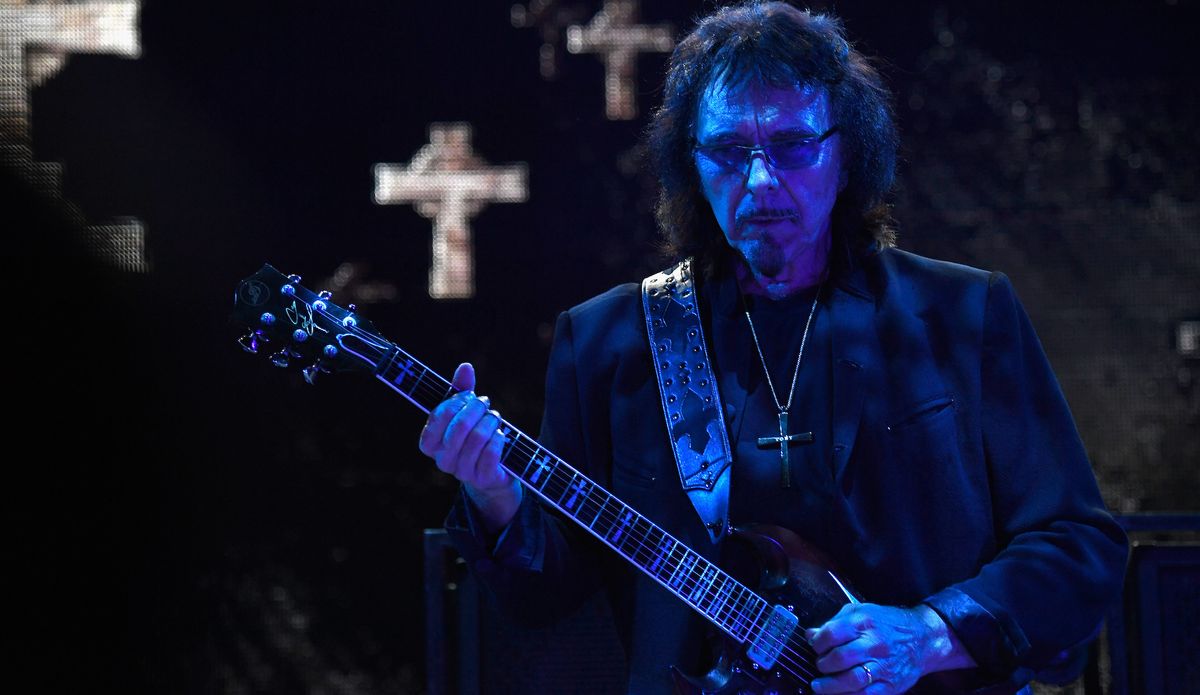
(861, 663, 873, 686)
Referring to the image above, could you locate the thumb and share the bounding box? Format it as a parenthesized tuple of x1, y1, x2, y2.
(452, 362, 476, 393)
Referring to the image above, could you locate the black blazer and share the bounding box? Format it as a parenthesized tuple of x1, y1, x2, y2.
(448, 247, 1127, 693)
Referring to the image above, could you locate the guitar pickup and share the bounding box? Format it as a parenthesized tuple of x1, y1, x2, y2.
(745, 604, 799, 670)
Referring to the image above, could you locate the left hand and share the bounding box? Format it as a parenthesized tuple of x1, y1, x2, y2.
(805, 603, 969, 694)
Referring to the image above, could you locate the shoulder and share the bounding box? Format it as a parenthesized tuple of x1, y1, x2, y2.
(550, 282, 647, 360)
(564, 281, 643, 325)
(864, 247, 1007, 310)
(872, 247, 994, 288)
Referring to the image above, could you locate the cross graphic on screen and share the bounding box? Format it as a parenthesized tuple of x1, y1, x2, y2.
(0, 0, 146, 272)
(510, 0, 591, 80)
(1, 0, 140, 171)
(566, 0, 673, 120)
(373, 123, 528, 299)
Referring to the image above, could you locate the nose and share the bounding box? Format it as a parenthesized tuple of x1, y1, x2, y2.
(745, 151, 778, 191)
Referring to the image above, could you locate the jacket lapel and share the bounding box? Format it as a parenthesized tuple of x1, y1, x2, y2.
(829, 267, 879, 481)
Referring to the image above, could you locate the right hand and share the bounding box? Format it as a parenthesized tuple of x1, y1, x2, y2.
(419, 363, 522, 531)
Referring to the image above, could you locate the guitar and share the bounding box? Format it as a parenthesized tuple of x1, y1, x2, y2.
(232, 264, 980, 694)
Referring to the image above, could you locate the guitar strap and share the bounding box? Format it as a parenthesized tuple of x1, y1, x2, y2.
(641, 259, 734, 544)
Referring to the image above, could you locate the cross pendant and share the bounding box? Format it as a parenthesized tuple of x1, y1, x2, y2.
(756, 410, 814, 488)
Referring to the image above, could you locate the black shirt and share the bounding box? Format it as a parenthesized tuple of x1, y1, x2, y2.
(705, 271, 837, 552)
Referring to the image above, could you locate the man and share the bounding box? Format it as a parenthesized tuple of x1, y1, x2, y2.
(420, 3, 1127, 693)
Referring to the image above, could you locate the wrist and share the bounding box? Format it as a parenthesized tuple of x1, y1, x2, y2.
(464, 477, 523, 533)
(916, 603, 977, 673)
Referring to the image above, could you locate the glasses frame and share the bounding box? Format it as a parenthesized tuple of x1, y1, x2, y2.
(692, 125, 840, 174)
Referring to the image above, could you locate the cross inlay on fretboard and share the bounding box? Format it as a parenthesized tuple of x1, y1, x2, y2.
(756, 411, 813, 488)
(366, 335, 774, 648)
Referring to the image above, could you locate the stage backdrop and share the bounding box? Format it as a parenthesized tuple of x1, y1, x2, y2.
(5, 1, 1197, 693)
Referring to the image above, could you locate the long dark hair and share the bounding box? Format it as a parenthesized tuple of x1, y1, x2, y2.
(646, 1, 898, 278)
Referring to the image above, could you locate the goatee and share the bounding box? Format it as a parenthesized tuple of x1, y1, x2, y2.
(741, 238, 785, 279)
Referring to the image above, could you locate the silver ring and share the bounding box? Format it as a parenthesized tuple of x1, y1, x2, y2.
(862, 663, 874, 685)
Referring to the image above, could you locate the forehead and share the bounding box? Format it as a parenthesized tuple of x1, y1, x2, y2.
(695, 79, 832, 140)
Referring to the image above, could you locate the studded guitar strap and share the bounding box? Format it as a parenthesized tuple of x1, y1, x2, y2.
(642, 259, 734, 544)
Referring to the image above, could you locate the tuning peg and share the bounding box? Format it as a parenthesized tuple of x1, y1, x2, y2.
(238, 331, 261, 354)
(301, 361, 331, 385)
(288, 274, 302, 283)
(319, 290, 333, 300)
(269, 349, 291, 368)
(238, 329, 271, 354)
(348, 304, 357, 312)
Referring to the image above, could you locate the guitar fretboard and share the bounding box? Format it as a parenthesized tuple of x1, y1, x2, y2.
(376, 345, 771, 644)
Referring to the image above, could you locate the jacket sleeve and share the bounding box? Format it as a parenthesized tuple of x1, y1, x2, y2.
(444, 310, 607, 626)
(924, 272, 1128, 685)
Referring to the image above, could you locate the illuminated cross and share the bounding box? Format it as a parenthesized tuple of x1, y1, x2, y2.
(1, 1, 140, 171)
(566, 0, 673, 120)
(0, 1, 146, 272)
(373, 122, 528, 299)
(510, 0, 589, 79)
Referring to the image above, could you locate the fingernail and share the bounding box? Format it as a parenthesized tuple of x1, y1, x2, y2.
(479, 395, 490, 406)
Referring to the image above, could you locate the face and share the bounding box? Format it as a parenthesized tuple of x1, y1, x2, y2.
(693, 79, 844, 286)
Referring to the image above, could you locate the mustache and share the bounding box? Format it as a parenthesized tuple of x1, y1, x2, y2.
(736, 207, 798, 227)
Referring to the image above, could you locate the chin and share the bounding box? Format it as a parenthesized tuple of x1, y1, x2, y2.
(741, 242, 786, 279)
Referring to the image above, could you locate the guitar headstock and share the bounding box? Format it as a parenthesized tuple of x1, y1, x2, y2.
(232, 264, 392, 383)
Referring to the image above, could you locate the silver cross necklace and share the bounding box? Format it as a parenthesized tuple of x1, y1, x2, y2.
(743, 283, 823, 487)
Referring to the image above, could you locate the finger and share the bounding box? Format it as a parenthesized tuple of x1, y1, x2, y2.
(809, 607, 863, 655)
(419, 392, 472, 455)
(451, 362, 476, 393)
(861, 663, 886, 693)
(420, 364, 486, 455)
(437, 398, 490, 473)
(815, 635, 875, 674)
(810, 662, 875, 694)
(456, 409, 502, 478)
(471, 419, 511, 489)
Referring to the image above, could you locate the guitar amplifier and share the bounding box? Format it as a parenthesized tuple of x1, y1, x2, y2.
(424, 529, 626, 695)
(1088, 514, 1200, 695)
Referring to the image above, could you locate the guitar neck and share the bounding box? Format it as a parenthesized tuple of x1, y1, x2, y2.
(375, 345, 771, 645)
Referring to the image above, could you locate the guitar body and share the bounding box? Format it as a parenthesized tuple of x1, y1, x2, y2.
(670, 525, 979, 695)
(670, 524, 856, 695)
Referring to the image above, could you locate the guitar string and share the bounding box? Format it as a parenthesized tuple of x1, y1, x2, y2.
(488, 414, 823, 682)
(318, 318, 822, 682)
(485, 424, 825, 683)
(360, 335, 822, 682)
(385, 356, 823, 683)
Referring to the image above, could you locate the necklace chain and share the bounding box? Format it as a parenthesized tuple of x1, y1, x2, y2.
(743, 284, 823, 413)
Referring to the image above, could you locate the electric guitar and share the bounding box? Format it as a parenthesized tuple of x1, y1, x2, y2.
(232, 264, 984, 694)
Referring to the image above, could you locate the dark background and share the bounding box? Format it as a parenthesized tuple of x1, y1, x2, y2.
(7, 0, 1198, 692)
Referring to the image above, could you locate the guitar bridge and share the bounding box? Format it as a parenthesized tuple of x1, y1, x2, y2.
(745, 604, 799, 670)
